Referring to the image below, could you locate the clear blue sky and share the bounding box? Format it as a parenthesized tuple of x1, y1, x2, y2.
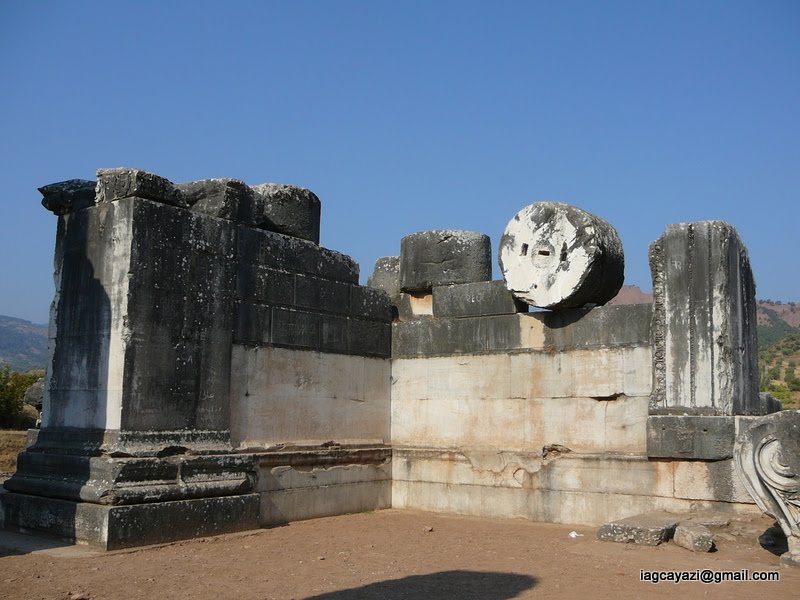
(1, 1, 798, 324)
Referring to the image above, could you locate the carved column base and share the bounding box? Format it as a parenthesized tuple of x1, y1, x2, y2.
(734, 410, 800, 567)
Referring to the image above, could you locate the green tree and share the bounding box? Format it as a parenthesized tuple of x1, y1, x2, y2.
(0, 366, 41, 427)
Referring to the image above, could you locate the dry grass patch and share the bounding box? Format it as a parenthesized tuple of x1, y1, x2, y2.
(0, 430, 27, 471)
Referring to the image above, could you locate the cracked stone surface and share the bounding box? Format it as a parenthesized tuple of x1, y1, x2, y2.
(498, 202, 624, 309)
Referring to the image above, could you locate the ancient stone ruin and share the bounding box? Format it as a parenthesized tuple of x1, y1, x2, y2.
(1, 168, 798, 566)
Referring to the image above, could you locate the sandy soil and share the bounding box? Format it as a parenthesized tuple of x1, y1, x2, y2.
(1, 509, 798, 600)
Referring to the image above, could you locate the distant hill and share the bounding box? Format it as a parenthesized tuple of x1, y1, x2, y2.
(757, 301, 800, 347)
(608, 285, 652, 306)
(759, 332, 800, 409)
(609, 286, 800, 349)
(0, 316, 48, 371)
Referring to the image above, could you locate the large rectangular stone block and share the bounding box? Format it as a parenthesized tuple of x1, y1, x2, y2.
(96, 168, 187, 208)
(237, 226, 358, 284)
(236, 266, 295, 306)
(229, 346, 391, 448)
(646, 415, 735, 459)
(350, 285, 393, 322)
(177, 177, 252, 221)
(0, 491, 259, 550)
(392, 305, 653, 358)
(234, 301, 271, 345)
(294, 274, 351, 314)
(540, 303, 652, 350)
(399, 230, 491, 291)
(256, 449, 391, 492)
(672, 458, 753, 504)
(649, 221, 760, 415)
(432, 280, 527, 318)
(260, 481, 390, 525)
(270, 307, 320, 349)
(349, 319, 391, 358)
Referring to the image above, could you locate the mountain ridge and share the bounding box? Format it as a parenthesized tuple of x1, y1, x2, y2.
(0, 315, 48, 371)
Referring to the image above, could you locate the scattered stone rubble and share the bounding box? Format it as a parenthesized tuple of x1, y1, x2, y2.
(597, 510, 794, 555)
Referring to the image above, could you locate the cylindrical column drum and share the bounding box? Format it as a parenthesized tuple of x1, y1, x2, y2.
(498, 202, 624, 309)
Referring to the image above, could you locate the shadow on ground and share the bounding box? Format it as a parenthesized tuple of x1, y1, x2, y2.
(759, 523, 789, 557)
(0, 528, 96, 558)
(303, 570, 537, 600)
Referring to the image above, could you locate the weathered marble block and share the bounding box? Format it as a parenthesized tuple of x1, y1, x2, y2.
(498, 202, 624, 309)
(649, 221, 760, 415)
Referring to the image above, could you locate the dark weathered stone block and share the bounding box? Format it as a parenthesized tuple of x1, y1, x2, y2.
(367, 256, 401, 300)
(96, 168, 187, 208)
(178, 178, 252, 220)
(392, 317, 488, 357)
(121, 201, 236, 432)
(237, 227, 358, 284)
(236, 266, 295, 306)
(646, 415, 735, 459)
(0, 491, 259, 550)
(271, 307, 320, 349)
(540, 303, 652, 350)
(39, 179, 96, 215)
(400, 230, 491, 292)
(320, 315, 350, 353)
(234, 302, 271, 345)
(433, 280, 527, 318)
(295, 274, 351, 315)
(250, 183, 321, 243)
(350, 319, 391, 358)
(5, 450, 254, 505)
(351, 285, 393, 322)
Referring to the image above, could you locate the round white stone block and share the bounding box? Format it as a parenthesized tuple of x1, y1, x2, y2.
(498, 202, 624, 309)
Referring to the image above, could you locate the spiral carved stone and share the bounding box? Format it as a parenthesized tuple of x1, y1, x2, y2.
(734, 410, 800, 567)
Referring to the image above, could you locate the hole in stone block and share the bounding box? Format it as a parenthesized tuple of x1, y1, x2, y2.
(521, 243, 528, 256)
(537, 250, 550, 256)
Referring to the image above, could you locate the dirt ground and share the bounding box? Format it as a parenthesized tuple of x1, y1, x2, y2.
(1, 509, 798, 600)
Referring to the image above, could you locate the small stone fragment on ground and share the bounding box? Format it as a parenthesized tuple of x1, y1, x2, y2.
(673, 523, 715, 553)
(596, 511, 681, 546)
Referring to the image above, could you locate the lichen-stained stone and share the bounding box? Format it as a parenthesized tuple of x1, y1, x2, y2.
(399, 230, 491, 292)
(237, 227, 359, 284)
(498, 202, 624, 309)
(39, 179, 96, 215)
(367, 256, 401, 300)
(96, 168, 187, 208)
(250, 183, 321, 243)
(177, 177, 253, 220)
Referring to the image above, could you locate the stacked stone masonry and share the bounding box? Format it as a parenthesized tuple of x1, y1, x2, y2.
(1, 175, 791, 563)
